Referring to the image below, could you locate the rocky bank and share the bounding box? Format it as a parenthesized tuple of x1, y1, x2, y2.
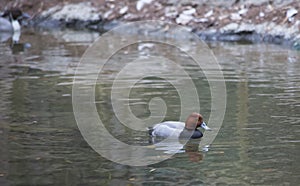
(1, 0, 300, 49)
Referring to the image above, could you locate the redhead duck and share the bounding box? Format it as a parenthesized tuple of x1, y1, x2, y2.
(149, 113, 211, 139)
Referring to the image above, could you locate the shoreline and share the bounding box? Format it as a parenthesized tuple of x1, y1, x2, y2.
(2, 0, 300, 49)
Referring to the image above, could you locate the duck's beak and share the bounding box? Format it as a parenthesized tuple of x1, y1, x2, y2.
(21, 13, 31, 19)
(18, 13, 31, 26)
(201, 122, 211, 130)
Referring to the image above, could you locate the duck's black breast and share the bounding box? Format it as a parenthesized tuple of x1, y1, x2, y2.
(179, 128, 203, 139)
(191, 129, 203, 139)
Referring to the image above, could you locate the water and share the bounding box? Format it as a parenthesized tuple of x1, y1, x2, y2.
(0, 29, 299, 185)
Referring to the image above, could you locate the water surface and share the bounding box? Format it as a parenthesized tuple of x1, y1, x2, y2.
(0, 29, 299, 185)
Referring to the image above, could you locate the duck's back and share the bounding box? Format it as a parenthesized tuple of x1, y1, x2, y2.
(152, 121, 185, 137)
(0, 17, 13, 32)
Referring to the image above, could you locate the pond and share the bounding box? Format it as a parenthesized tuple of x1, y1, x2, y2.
(0, 28, 299, 185)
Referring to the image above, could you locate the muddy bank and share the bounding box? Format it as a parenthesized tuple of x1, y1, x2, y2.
(1, 0, 300, 49)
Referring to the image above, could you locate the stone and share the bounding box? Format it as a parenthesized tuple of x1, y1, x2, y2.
(221, 23, 239, 33)
(182, 8, 196, 15)
(204, 10, 213, 18)
(286, 8, 298, 22)
(136, 0, 153, 11)
(176, 13, 193, 25)
(119, 6, 128, 15)
(41, 2, 100, 22)
(230, 13, 242, 21)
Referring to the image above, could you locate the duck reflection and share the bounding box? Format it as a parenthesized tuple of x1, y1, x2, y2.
(184, 139, 204, 162)
(149, 136, 206, 163)
(0, 8, 30, 41)
(0, 8, 31, 54)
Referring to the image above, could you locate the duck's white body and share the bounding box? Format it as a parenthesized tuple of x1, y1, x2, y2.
(0, 18, 21, 42)
(11, 19, 21, 32)
(0, 9, 28, 43)
(151, 121, 185, 138)
(150, 113, 211, 139)
(0, 17, 15, 32)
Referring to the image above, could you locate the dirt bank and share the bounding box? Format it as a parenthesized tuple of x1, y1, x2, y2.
(1, 0, 300, 49)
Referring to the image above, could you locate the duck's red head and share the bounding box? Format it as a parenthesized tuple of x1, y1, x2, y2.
(185, 112, 203, 130)
(185, 112, 211, 131)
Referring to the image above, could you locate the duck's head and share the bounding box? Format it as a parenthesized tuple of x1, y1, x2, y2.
(185, 112, 211, 130)
(2, 8, 30, 23)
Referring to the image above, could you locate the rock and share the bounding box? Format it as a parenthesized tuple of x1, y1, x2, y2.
(108, 3, 115, 9)
(154, 2, 163, 11)
(119, 6, 128, 15)
(286, 8, 298, 22)
(165, 7, 178, 18)
(123, 13, 140, 21)
(104, 10, 114, 19)
(176, 13, 193, 25)
(138, 43, 154, 51)
(41, 2, 100, 22)
(136, 0, 153, 11)
(238, 8, 248, 15)
(255, 22, 269, 34)
(220, 23, 239, 33)
(182, 8, 196, 15)
(292, 39, 300, 50)
(259, 12, 265, 18)
(195, 18, 209, 23)
(41, 6, 61, 18)
(204, 10, 213, 18)
(238, 23, 255, 32)
(284, 20, 300, 38)
(267, 22, 286, 36)
(218, 15, 228, 20)
(230, 13, 242, 21)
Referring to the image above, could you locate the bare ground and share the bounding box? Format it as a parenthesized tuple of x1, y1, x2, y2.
(1, 0, 300, 48)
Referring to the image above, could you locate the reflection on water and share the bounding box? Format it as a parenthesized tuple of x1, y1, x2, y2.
(0, 29, 299, 185)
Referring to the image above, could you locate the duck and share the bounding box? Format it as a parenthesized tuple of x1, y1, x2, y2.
(0, 8, 30, 44)
(149, 112, 211, 139)
(0, 8, 30, 33)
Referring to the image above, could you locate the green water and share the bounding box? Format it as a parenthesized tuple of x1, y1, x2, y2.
(0, 30, 299, 185)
